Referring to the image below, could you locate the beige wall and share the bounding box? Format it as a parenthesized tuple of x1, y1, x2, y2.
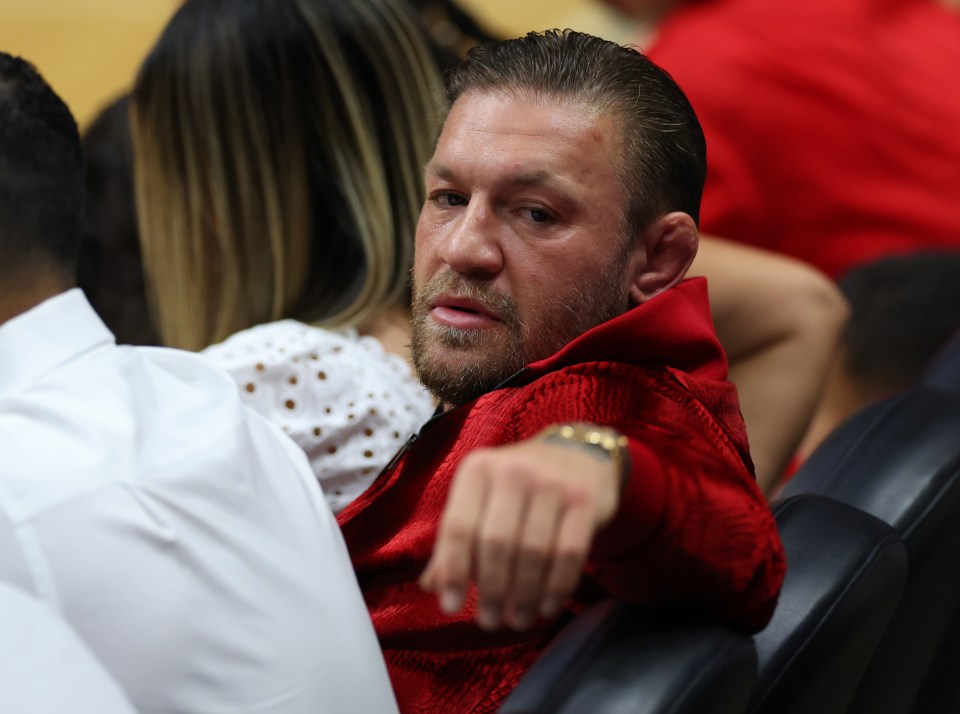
(457, 0, 631, 42)
(0, 0, 632, 131)
(0, 0, 177, 129)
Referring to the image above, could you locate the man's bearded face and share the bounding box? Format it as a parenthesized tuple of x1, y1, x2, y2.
(410, 90, 636, 407)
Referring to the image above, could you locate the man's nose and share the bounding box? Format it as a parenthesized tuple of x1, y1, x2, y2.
(437, 199, 504, 277)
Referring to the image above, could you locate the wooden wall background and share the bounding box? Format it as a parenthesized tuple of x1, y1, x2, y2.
(0, 0, 631, 130)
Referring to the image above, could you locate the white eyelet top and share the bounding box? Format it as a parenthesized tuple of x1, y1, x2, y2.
(203, 320, 435, 513)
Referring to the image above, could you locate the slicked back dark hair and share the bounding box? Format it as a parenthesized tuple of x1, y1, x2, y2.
(0, 53, 83, 279)
(443, 29, 706, 235)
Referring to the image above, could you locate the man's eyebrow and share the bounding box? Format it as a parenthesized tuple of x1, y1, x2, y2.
(508, 170, 563, 189)
(424, 164, 566, 190)
(424, 161, 454, 180)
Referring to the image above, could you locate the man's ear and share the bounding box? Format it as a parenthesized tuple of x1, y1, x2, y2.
(627, 211, 699, 305)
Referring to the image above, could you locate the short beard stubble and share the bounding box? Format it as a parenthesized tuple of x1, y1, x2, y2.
(410, 252, 631, 408)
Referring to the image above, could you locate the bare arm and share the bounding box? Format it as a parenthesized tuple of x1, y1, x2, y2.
(689, 236, 849, 493)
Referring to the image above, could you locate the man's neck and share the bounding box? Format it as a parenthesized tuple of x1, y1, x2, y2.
(0, 269, 70, 327)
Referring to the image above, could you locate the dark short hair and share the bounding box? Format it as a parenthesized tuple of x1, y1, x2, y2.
(0, 52, 83, 278)
(78, 95, 158, 345)
(443, 29, 706, 233)
(841, 252, 960, 392)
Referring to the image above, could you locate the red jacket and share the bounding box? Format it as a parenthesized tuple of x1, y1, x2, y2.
(338, 279, 785, 713)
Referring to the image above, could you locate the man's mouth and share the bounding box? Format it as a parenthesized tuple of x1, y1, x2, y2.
(430, 295, 504, 330)
(435, 296, 501, 319)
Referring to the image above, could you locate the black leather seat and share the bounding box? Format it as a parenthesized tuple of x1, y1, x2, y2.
(749, 494, 907, 714)
(780, 387, 960, 714)
(920, 330, 960, 393)
(910, 335, 960, 712)
(499, 598, 757, 714)
(913, 608, 960, 712)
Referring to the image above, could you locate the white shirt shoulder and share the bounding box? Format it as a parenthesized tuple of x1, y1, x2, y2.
(0, 291, 399, 714)
(203, 320, 435, 512)
(0, 583, 136, 714)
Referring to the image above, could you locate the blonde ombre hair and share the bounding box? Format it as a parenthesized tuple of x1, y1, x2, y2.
(131, 0, 442, 350)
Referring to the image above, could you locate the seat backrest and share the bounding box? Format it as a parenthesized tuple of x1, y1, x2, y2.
(749, 494, 907, 714)
(920, 329, 960, 394)
(912, 604, 960, 712)
(780, 387, 960, 714)
(905, 343, 960, 711)
(500, 598, 757, 714)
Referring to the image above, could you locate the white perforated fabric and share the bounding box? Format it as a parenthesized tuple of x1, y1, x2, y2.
(203, 320, 435, 513)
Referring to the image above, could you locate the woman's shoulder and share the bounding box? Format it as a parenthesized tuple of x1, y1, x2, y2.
(203, 319, 356, 362)
(202, 320, 421, 399)
(201, 319, 435, 513)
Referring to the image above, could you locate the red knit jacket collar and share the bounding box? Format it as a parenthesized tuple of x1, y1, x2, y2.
(519, 277, 728, 384)
(495, 276, 749, 471)
(405, 276, 748, 472)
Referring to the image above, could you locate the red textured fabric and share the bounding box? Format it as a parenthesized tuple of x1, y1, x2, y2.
(338, 279, 786, 713)
(647, 0, 960, 279)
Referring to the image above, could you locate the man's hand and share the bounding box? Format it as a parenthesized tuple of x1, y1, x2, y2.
(419, 434, 623, 631)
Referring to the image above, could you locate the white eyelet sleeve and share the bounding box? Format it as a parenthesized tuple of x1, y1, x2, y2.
(203, 321, 435, 512)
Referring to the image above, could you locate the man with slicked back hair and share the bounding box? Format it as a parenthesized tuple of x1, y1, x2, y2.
(338, 30, 785, 713)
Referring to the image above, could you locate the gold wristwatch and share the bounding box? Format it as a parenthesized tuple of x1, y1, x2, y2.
(538, 423, 631, 491)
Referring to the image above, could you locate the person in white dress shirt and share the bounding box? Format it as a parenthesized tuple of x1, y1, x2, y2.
(0, 52, 398, 713)
(0, 583, 136, 714)
(131, 0, 440, 513)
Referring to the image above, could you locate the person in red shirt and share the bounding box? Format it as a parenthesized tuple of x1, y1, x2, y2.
(338, 29, 785, 713)
(608, 0, 960, 280)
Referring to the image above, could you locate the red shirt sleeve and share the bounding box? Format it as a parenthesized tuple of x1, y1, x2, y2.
(588, 436, 785, 633)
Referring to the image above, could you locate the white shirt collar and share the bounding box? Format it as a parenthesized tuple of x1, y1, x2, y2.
(0, 289, 115, 399)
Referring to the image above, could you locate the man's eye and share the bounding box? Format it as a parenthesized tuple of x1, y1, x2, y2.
(522, 207, 555, 224)
(435, 193, 466, 208)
